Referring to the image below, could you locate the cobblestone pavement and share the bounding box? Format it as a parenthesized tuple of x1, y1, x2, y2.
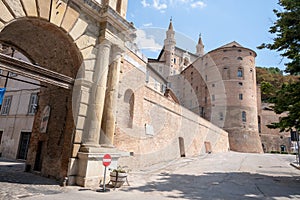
(0, 158, 70, 200)
(1, 152, 300, 200)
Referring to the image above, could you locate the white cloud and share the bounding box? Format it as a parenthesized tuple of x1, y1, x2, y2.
(191, 1, 207, 9)
(178, 0, 191, 3)
(169, 0, 192, 6)
(141, 0, 150, 7)
(153, 0, 167, 10)
(143, 23, 153, 27)
(142, 0, 206, 12)
(134, 29, 162, 52)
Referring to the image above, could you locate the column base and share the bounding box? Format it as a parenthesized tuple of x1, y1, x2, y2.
(73, 147, 130, 188)
(79, 144, 102, 153)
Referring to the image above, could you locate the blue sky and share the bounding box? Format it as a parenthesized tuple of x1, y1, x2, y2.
(127, 0, 287, 70)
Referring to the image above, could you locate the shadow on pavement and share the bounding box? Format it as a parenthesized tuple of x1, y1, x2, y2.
(0, 158, 59, 185)
(125, 172, 300, 200)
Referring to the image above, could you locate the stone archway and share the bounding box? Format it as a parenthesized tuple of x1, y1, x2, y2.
(0, 17, 83, 180)
(0, 0, 101, 183)
(0, 0, 135, 187)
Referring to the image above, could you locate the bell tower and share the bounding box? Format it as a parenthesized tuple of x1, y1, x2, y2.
(196, 33, 204, 57)
(164, 18, 176, 76)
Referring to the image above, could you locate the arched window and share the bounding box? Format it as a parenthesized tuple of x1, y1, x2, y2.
(239, 93, 243, 100)
(124, 89, 134, 128)
(223, 67, 229, 80)
(184, 58, 189, 66)
(242, 111, 246, 122)
(237, 57, 243, 60)
(237, 68, 243, 78)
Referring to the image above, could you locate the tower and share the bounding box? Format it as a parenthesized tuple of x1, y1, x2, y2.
(206, 42, 263, 153)
(196, 34, 204, 57)
(164, 18, 176, 76)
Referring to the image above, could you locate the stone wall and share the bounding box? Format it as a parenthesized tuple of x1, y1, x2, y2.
(114, 60, 229, 169)
(259, 104, 291, 153)
(26, 86, 74, 179)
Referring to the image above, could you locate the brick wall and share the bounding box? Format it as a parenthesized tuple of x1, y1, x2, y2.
(115, 61, 229, 169)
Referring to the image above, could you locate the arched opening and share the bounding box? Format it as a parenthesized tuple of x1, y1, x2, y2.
(223, 67, 230, 80)
(0, 18, 82, 179)
(258, 115, 261, 133)
(183, 57, 189, 66)
(178, 137, 185, 157)
(124, 89, 134, 128)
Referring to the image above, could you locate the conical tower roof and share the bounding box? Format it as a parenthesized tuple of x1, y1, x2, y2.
(168, 18, 173, 30)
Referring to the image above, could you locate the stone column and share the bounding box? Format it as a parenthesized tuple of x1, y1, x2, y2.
(81, 40, 111, 151)
(101, 49, 122, 146)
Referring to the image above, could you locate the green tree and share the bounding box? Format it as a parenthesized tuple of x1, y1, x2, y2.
(258, 0, 300, 75)
(267, 82, 300, 131)
(258, 0, 300, 131)
(256, 66, 296, 102)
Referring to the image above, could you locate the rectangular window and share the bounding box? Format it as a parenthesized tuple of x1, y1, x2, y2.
(212, 94, 215, 101)
(159, 66, 163, 73)
(239, 93, 243, 100)
(237, 69, 243, 77)
(1, 96, 12, 115)
(174, 58, 176, 64)
(28, 93, 38, 115)
(242, 111, 247, 122)
(8, 72, 17, 77)
(219, 112, 224, 121)
(200, 107, 204, 117)
(160, 84, 166, 93)
(146, 71, 149, 83)
(154, 80, 158, 89)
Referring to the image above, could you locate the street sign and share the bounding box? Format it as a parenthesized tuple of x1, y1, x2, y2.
(98, 154, 112, 193)
(102, 154, 112, 167)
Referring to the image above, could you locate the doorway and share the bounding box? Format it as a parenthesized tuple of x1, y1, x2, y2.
(179, 137, 186, 157)
(34, 141, 43, 171)
(17, 132, 31, 160)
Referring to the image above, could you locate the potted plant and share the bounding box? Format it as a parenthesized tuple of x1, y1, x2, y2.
(109, 166, 129, 188)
